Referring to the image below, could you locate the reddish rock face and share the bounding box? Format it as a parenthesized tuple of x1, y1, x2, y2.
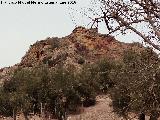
(0, 26, 146, 84)
(17, 27, 146, 68)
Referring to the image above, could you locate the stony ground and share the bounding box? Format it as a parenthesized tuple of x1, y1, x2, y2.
(67, 95, 153, 120)
(67, 95, 123, 120)
(0, 95, 123, 120)
(0, 95, 154, 120)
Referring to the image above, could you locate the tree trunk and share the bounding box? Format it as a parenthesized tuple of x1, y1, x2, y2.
(149, 111, 159, 120)
(40, 103, 46, 119)
(139, 113, 145, 120)
(41, 103, 47, 120)
(13, 109, 16, 120)
(41, 102, 43, 117)
(23, 112, 29, 120)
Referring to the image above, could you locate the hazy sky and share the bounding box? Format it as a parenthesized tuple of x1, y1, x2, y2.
(0, 0, 140, 68)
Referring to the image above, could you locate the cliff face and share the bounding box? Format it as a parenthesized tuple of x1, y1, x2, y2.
(0, 26, 145, 84)
(20, 27, 144, 67)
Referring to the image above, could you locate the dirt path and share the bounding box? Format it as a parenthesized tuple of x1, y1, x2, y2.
(1, 95, 153, 120)
(67, 95, 124, 120)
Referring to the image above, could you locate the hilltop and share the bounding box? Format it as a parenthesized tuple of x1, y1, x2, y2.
(20, 27, 144, 68)
(0, 26, 144, 84)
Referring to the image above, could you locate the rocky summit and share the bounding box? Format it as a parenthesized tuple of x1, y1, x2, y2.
(0, 26, 145, 85)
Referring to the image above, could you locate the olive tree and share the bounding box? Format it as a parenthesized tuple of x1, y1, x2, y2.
(109, 48, 160, 120)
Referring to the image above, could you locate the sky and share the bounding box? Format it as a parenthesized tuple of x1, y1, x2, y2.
(0, 0, 141, 68)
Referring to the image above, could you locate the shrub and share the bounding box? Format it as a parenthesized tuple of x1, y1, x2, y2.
(109, 49, 160, 119)
(95, 59, 115, 92)
(48, 37, 60, 49)
(0, 58, 115, 118)
(0, 88, 13, 117)
(77, 57, 85, 64)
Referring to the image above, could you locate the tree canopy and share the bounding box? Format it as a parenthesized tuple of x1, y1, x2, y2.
(89, 0, 160, 51)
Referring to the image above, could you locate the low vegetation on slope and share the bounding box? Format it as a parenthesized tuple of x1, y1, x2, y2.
(1, 47, 160, 120)
(0, 59, 113, 119)
(110, 48, 160, 120)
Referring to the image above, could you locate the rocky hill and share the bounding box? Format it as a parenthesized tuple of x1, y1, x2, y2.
(0, 26, 153, 120)
(20, 27, 144, 68)
(0, 26, 145, 85)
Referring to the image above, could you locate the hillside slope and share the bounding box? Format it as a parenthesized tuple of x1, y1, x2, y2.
(0, 27, 149, 120)
(1, 95, 154, 120)
(0, 27, 145, 85)
(20, 27, 144, 68)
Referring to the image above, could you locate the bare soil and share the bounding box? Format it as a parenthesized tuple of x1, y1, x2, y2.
(0, 95, 154, 120)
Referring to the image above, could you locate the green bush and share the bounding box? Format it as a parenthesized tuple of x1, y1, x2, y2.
(0, 88, 13, 117)
(109, 49, 160, 119)
(77, 57, 85, 64)
(95, 59, 115, 92)
(0, 64, 99, 119)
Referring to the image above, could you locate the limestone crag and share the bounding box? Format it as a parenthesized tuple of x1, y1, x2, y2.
(0, 26, 145, 84)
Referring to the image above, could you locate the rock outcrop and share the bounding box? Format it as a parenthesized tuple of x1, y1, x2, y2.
(0, 26, 145, 84)
(20, 27, 144, 68)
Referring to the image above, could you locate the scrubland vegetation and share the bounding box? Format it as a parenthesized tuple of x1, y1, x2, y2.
(0, 48, 160, 120)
